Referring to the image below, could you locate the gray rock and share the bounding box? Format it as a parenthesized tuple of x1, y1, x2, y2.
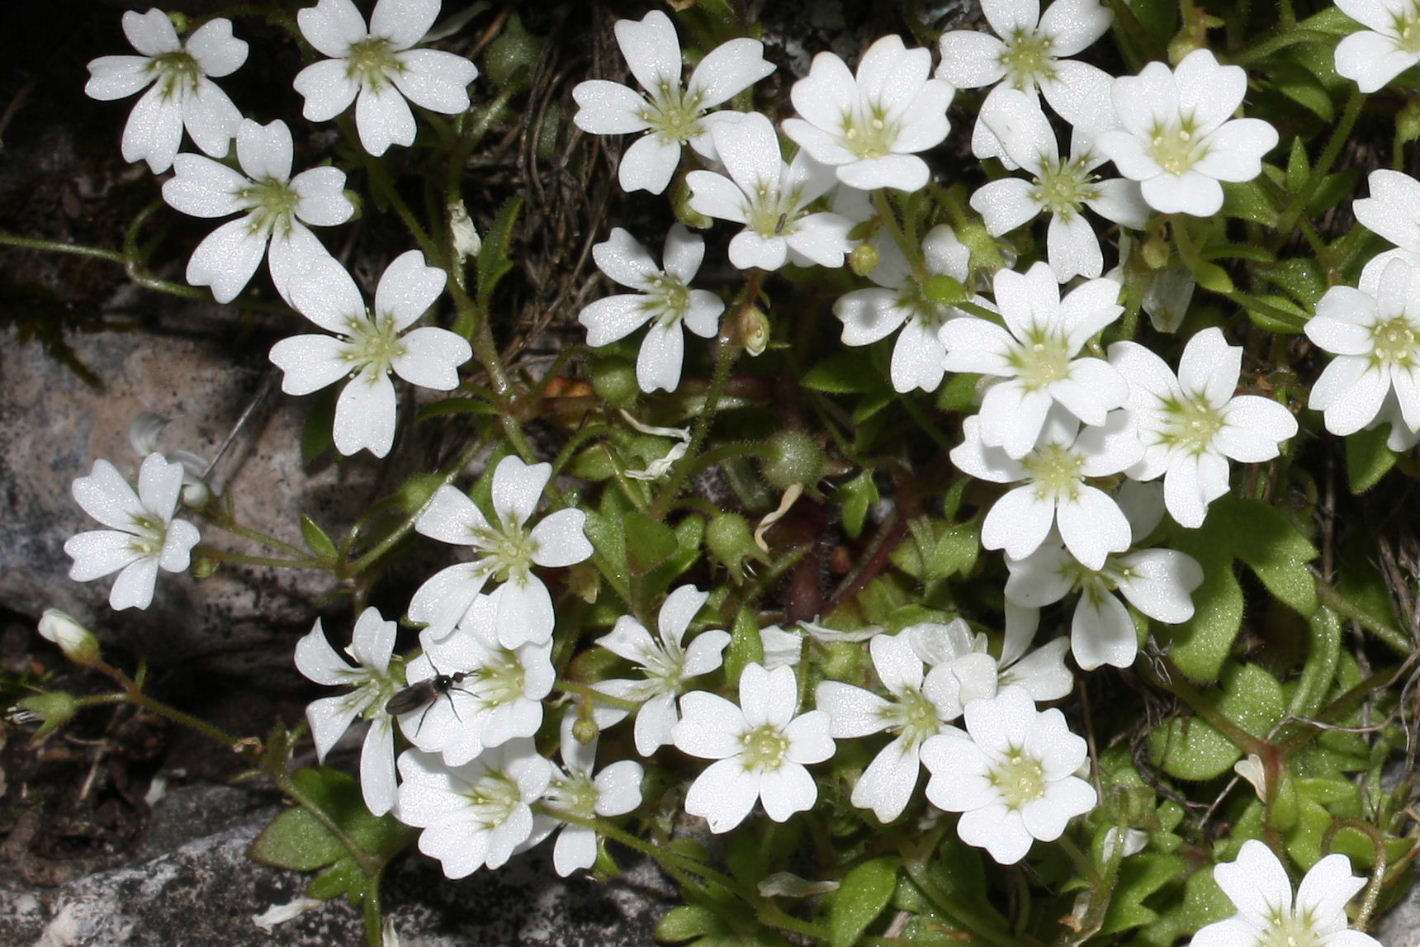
(0, 782, 669, 947)
(1379, 877, 1420, 947)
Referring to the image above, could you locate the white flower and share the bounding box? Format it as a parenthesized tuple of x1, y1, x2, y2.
(1191, 839, 1381, 947)
(1334, 0, 1420, 94)
(1111, 327, 1299, 527)
(1006, 537, 1203, 670)
(578, 225, 724, 393)
(269, 250, 471, 459)
(127, 412, 209, 508)
(572, 10, 774, 194)
(64, 454, 201, 611)
(951, 409, 1143, 570)
(1306, 257, 1420, 446)
(939, 261, 1128, 459)
(815, 630, 969, 822)
(1097, 49, 1278, 217)
(85, 9, 247, 173)
(37, 609, 100, 666)
(686, 112, 853, 271)
(592, 585, 730, 757)
(394, 594, 554, 766)
(672, 663, 835, 832)
(971, 89, 1148, 282)
(394, 739, 555, 878)
(411, 456, 592, 645)
(781, 35, 954, 193)
(921, 685, 1096, 864)
(1353, 169, 1420, 294)
(542, 712, 644, 877)
(294, 608, 400, 815)
(907, 615, 1075, 705)
(161, 119, 353, 304)
(293, 0, 479, 156)
(936, 0, 1113, 166)
(834, 224, 974, 392)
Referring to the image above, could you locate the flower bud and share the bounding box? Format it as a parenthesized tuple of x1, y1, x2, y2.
(37, 609, 101, 667)
(671, 177, 713, 230)
(705, 513, 758, 576)
(1400, 100, 1420, 147)
(848, 242, 879, 277)
(16, 691, 78, 738)
(591, 356, 639, 407)
(181, 477, 212, 510)
(484, 14, 542, 90)
(1142, 234, 1171, 270)
(572, 716, 600, 745)
(760, 430, 824, 490)
(397, 472, 445, 517)
(922, 273, 967, 305)
(733, 306, 770, 357)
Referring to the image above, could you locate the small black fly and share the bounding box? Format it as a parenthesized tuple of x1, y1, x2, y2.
(385, 664, 473, 734)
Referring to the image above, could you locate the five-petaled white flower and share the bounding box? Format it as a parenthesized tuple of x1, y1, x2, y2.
(64, 453, 201, 611)
(293, 0, 479, 156)
(1306, 257, 1420, 447)
(951, 409, 1143, 570)
(833, 224, 975, 392)
(781, 34, 954, 193)
(1097, 49, 1278, 217)
(542, 711, 644, 877)
(395, 740, 555, 878)
(592, 585, 730, 757)
(971, 89, 1148, 282)
(921, 685, 1097, 865)
(687, 112, 853, 271)
(294, 608, 401, 815)
(579, 225, 724, 393)
(936, 0, 1113, 167)
(814, 630, 970, 823)
(395, 594, 554, 766)
(939, 261, 1128, 459)
(269, 250, 471, 459)
(572, 10, 774, 194)
(85, 9, 248, 173)
(1334, 0, 1420, 94)
(1110, 327, 1297, 528)
(1191, 839, 1381, 947)
(161, 118, 354, 304)
(411, 455, 593, 646)
(672, 663, 835, 833)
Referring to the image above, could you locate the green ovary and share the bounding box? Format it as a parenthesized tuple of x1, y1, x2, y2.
(741, 724, 789, 771)
(640, 80, 704, 144)
(841, 106, 896, 160)
(1372, 316, 1418, 368)
(1023, 443, 1084, 501)
(1032, 160, 1097, 218)
(1162, 395, 1225, 456)
(991, 750, 1046, 810)
(346, 37, 401, 90)
(1149, 123, 1205, 176)
(1011, 330, 1072, 391)
(999, 30, 1054, 87)
(889, 689, 941, 748)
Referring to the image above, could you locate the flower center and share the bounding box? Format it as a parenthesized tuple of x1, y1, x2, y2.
(1259, 910, 1325, 947)
(346, 36, 401, 90)
(1372, 315, 1419, 366)
(549, 771, 599, 819)
(1161, 393, 1225, 455)
(1149, 121, 1205, 176)
(990, 749, 1046, 810)
(641, 80, 705, 144)
(466, 770, 523, 827)
(1011, 328, 1073, 390)
(644, 274, 691, 327)
(746, 182, 801, 239)
(1396, 11, 1420, 54)
(885, 688, 942, 748)
(841, 105, 896, 160)
(127, 513, 168, 558)
(1023, 442, 1084, 500)
(741, 724, 789, 771)
(241, 178, 299, 237)
(999, 30, 1055, 88)
(1032, 158, 1099, 219)
(151, 51, 201, 100)
(475, 648, 528, 706)
(344, 310, 406, 376)
(472, 521, 538, 583)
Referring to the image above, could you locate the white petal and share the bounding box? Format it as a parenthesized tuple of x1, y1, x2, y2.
(267, 223, 336, 307)
(297, 0, 367, 59)
(415, 485, 489, 544)
(1194, 119, 1278, 182)
(935, 31, 1007, 87)
(1215, 840, 1294, 923)
(236, 119, 294, 182)
(758, 763, 817, 822)
(614, 10, 683, 96)
(360, 717, 397, 815)
(1038, 0, 1113, 55)
(1046, 212, 1103, 281)
(370, 0, 440, 49)
(377, 249, 446, 329)
(890, 319, 947, 392)
(637, 322, 684, 393)
(851, 737, 921, 822)
(1056, 486, 1130, 570)
(686, 170, 748, 223)
(186, 216, 267, 304)
(572, 80, 652, 135)
(971, 178, 1041, 236)
(391, 49, 479, 113)
(121, 85, 183, 173)
(490, 577, 554, 648)
(529, 509, 592, 567)
(85, 56, 154, 101)
(686, 38, 774, 108)
(163, 154, 249, 218)
(295, 618, 355, 685)
(617, 134, 681, 195)
(295, 58, 361, 122)
(186, 18, 249, 77)
(492, 456, 550, 528)
(355, 84, 416, 156)
(1071, 592, 1138, 670)
(815, 682, 891, 738)
(181, 80, 243, 159)
(65, 530, 143, 582)
(684, 758, 760, 833)
(390, 328, 469, 390)
(983, 485, 1056, 560)
(306, 693, 361, 761)
(333, 370, 398, 457)
(270, 334, 351, 395)
(122, 9, 180, 56)
(673, 692, 743, 758)
(634, 691, 682, 757)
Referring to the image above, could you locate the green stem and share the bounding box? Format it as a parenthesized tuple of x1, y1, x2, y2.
(362, 873, 384, 947)
(193, 546, 323, 570)
(95, 663, 243, 749)
(276, 768, 383, 876)
(649, 336, 741, 520)
(1316, 579, 1413, 655)
(1276, 91, 1364, 236)
(1233, 29, 1333, 66)
(898, 840, 1027, 945)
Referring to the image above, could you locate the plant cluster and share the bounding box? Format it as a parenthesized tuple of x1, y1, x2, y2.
(6, 0, 1420, 945)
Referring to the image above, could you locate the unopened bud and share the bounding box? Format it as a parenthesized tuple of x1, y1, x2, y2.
(16, 691, 78, 738)
(734, 306, 770, 356)
(38, 609, 101, 666)
(705, 513, 758, 576)
(760, 430, 824, 490)
(922, 273, 967, 305)
(849, 242, 879, 277)
(591, 356, 639, 407)
(672, 178, 712, 230)
(167, 11, 189, 34)
(192, 556, 220, 579)
(572, 716, 600, 744)
(397, 472, 444, 517)
(1400, 100, 1420, 146)
(1142, 235, 1170, 270)
(181, 478, 212, 510)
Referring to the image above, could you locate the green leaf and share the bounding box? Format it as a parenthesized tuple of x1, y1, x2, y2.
(1285, 136, 1311, 194)
(830, 858, 898, 947)
(839, 471, 879, 540)
(935, 372, 980, 413)
(1306, 168, 1362, 219)
(1345, 425, 1397, 493)
(1148, 664, 1285, 780)
(249, 807, 345, 872)
(1100, 854, 1187, 935)
(476, 196, 523, 311)
(1262, 258, 1327, 307)
(803, 351, 877, 394)
(656, 905, 721, 943)
(299, 515, 338, 560)
(623, 511, 678, 575)
(1221, 178, 1279, 226)
(1275, 67, 1334, 124)
(1190, 260, 1234, 294)
(724, 607, 766, 685)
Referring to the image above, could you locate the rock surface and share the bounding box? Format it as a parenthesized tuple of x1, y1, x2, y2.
(0, 782, 668, 947)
